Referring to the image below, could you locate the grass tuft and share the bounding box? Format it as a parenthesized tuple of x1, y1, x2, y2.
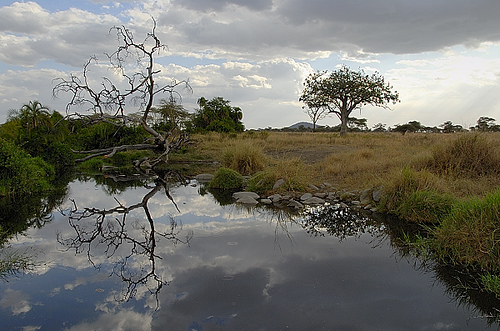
(427, 134, 500, 177)
(222, 140, 267, 175)
(433, 189, 500, 270)
(247, 156, 309, 194)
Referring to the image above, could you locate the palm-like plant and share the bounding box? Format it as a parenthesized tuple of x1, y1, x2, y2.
(18, 100, 52, 131)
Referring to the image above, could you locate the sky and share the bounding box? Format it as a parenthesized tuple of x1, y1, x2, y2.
(1, 0, 500, 130)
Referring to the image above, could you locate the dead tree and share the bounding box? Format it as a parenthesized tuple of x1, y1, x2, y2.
(53, 20, 191, 166)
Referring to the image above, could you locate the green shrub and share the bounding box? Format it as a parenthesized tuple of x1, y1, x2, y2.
(433, 189, 500, 270)
(0, 138, 54, 196)
(208, 167, 244, 190)
(428, 133, 500, 177)
(222, 141, 266, 175)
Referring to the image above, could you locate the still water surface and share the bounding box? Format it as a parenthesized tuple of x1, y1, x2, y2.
(0, 177, 498, 330)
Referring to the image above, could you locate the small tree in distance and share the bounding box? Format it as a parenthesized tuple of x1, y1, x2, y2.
(302, 103, 329, 131)
(299, 66, 400, 136)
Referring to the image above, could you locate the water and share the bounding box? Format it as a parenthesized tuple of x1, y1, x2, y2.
(0, 176, 498, 330)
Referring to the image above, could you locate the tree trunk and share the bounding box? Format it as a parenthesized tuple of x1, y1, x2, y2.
(340, 107, 348, 136)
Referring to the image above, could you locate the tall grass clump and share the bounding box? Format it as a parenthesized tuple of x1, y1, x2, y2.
(379, 167, 452, 223)
(433, 190, 500, 270)
(428, 133, 500, 177)
(222, 141, 267, 175)
(247, 156, 309, 194)
(396, 190, 456, 223)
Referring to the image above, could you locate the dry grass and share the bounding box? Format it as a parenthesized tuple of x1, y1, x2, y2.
(187, 131, 500, 197)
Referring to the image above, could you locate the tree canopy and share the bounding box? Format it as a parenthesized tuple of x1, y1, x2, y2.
(300, 66, 400, 135)
(189, 97, 244, 133)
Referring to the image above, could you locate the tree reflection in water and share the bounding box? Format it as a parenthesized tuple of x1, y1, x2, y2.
(301, 203, 383, 241)
(1, 182, 68, 279)
(302, 203, 500, 327)
(57, 171, 193, 308)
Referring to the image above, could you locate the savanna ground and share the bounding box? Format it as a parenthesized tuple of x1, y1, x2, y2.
(172, 131, 500, 199)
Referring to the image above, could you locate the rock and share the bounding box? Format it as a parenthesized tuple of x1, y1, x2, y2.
(308, 184, 320, 191)
(273, 179, 286, 190)
(287, 199, 304, 209)
(233, 191, 260, 200)
(236, 196, 259, 205)
(339, 202, 349, 209)
(260, 198, 273, 204)
(327, 192, 338, 200)
(372, 186, 384, 203)
(268, 194, 283, 202)
(300, 193, 313, 201)
(303, 197, 326, 205)
(314, 192, 327, 199)
(360, 189, 372, 206)
(195, 174, 214, 183)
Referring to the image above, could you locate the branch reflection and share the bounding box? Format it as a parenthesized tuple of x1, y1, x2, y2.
(57, 171, 192, 308)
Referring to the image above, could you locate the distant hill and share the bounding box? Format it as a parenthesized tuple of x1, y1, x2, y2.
(287, 122, 322, 129)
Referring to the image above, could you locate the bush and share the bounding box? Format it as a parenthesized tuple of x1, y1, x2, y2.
(208, 167, 244, 190)
(222, 141, 266, 175)
(0, 138, 54, 196)
(428, 133, 500, 177)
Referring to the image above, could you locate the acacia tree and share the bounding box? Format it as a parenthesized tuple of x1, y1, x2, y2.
(300, 66, 400, 136)
(150, 97, 191, 133)
(302, 103, 329, 131)
(53, 21, 190, 165)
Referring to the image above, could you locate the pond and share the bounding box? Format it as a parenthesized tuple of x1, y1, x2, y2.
(1, 175, 500, 330)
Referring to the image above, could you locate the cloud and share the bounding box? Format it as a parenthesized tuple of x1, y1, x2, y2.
(172, 0, 273, 12)
(1, 0, 500, 129)
(64, 309, 152, 331)
(0, 1, 50, 35)
(0, 289, 32, 315)
(276, 0, 500, 54)
(0, 2, 119, 67)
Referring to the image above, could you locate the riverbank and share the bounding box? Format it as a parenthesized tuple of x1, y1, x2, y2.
(173, 131, 500, 198)
(172, 131, 500, 275)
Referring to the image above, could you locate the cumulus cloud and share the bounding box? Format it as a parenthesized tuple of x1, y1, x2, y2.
(1, 0, 500, 128)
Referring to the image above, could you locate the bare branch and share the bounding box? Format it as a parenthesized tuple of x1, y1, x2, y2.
(53, 19, 192, 166)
